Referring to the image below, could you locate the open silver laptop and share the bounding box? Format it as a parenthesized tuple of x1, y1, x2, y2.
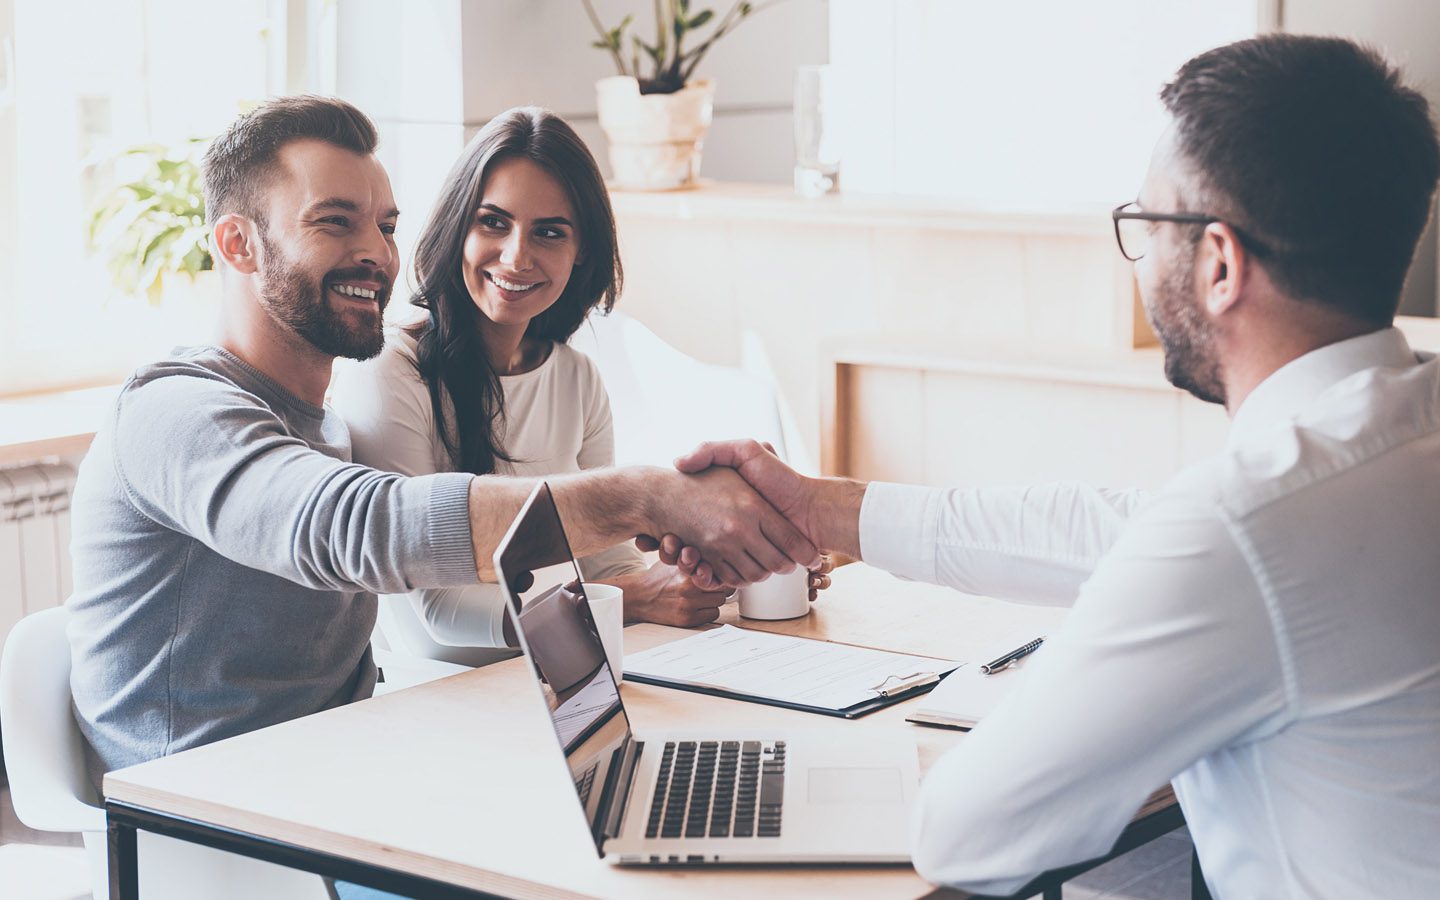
(494, 481, 919, 865)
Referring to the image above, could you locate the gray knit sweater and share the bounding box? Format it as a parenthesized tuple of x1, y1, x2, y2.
(66, 346, 477, 789)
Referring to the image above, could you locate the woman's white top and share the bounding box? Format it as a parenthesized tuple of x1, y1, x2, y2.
(331, 326, 645, 667)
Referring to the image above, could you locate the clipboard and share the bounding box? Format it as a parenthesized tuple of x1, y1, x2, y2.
(623, 625, 961, 719)
(624, 670, 946, 719)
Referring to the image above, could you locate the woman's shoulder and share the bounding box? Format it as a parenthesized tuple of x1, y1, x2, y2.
(339, 326, 425, 390)
(549, 340, 605, 385)
(330, 326, 428, 413)
(380, 324, 424, 368)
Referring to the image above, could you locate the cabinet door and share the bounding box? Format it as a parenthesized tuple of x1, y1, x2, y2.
(840, 364, 1228, 490)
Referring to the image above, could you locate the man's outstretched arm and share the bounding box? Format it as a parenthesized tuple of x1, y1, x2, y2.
(467, 463, 821, 587)
(672, 440, 1146, 602)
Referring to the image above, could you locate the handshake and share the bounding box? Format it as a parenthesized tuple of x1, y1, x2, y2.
(634, 439, 866, 591)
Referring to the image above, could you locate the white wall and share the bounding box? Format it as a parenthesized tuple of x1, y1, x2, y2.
(335, 0, 828, 301)
(1281, 0, 1440, 316)
(827, 0, 1259, 208)
(0, 0, 14, 343)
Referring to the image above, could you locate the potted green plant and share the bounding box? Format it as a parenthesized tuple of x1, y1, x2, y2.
(88, 138, 213, 306)
(583, 0, 781, 190)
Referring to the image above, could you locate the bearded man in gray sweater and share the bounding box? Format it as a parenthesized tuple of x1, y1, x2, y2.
(66, 95, 817, 789)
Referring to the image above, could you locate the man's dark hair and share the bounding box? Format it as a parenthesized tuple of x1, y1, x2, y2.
(1160, 34, 1440, 324)
(201, 95, 378, 227)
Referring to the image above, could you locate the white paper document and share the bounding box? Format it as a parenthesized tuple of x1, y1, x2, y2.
(552, 667, 621, 749)
(625, 625, 962, 711)
(906, 634, 1045, 729)
(905, 663, 1023, 729)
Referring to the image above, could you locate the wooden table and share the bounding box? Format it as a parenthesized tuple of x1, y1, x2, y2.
(104, 564, 1182, 899)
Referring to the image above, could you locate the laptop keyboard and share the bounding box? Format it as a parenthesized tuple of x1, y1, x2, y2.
(645, 740, 786, 840)
(576, 763, 598, 809)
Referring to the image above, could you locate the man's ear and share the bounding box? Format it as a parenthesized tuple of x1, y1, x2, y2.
(1200, 222, 1247, 317)
(212, 214, 261, 275)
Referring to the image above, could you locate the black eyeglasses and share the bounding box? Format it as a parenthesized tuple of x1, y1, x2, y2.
(1111, 202, 1218, 261)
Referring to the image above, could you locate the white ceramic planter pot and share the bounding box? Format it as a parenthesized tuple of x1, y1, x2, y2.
(595, 76, 715, 191)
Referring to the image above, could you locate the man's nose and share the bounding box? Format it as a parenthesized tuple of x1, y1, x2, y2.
(355, 223, 394, 271)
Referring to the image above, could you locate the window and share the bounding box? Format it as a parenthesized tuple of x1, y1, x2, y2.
(0, 0, 334, 396)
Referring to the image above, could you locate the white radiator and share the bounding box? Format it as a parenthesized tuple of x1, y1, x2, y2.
(0, 461, 76, 642)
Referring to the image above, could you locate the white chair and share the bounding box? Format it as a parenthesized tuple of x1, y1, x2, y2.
(371, 645, 471, 694)
(1, 607, 107, 896)
(0, 606, 332, 900)
(570, 310, 816, 473)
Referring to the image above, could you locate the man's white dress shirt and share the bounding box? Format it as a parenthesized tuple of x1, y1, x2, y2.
(859, 328, 1440, 897)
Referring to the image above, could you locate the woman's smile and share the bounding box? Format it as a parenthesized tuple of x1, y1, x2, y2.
(486, 270, 544, 299)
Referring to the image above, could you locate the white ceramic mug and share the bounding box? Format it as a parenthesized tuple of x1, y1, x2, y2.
(736, 568, 810, 620)
(582, 582, 625, 681)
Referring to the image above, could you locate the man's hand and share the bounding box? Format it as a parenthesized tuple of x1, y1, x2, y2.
(673, 440, 815, 537)
(638, 465, 820, 588)
(660, 440, 868, 586)
(605, 563, 731, 628)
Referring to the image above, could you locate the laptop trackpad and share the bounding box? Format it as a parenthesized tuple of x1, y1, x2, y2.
(807, 767, 904, 804)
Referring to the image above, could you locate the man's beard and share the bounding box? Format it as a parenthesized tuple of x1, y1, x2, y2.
(1147, 242, 1226, 406)
(257, 230, 388, 361)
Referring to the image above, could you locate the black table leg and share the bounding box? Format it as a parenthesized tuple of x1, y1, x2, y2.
(108, 814, 139, 900)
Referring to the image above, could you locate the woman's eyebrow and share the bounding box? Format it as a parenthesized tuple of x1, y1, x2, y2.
(479, 202, 572, 228)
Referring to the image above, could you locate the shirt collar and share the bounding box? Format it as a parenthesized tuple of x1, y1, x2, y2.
(1228, 327, 1418, 447)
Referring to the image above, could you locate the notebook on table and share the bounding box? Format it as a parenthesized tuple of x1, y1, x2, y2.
(905, 642, 1043, 730)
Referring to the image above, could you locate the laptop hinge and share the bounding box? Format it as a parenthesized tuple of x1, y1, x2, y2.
(600, 736, 644, 842)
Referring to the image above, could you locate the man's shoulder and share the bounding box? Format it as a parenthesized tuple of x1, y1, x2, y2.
(124, 345, 253, 394)
(114, 346, 277, 429)
(1186, 358, 1440, 521)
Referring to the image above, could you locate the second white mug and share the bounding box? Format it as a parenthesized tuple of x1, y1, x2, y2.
(736, 568, 810, 620)
(582, 582, 625, 681)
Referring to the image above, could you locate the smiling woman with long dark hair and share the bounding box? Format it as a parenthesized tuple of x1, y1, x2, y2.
(331, 107, 808, 666)
(406, 107, 622, 478)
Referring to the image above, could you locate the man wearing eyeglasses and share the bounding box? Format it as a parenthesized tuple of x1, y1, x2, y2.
(669, 34, 1440, 897)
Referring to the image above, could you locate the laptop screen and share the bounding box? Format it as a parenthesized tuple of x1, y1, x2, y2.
(494, 481, 631, 853)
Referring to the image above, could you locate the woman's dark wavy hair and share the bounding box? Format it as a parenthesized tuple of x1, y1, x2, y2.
(407, 107, 622, 475)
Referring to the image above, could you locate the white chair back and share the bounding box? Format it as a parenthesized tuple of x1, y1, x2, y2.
(571, 311, 812, 471)
(0, 606, 359, 899)
(0, 605, 106, 833)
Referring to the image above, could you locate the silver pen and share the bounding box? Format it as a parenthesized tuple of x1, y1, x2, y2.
(979, 636, 1045, 675)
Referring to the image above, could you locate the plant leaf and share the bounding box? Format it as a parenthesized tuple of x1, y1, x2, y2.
(688, 9, 714, 28)
(637, 37, 663, 65)
(87, 137, 214, 300)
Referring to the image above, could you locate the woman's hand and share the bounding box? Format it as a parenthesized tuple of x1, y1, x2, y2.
(605, 563, 732, 628)
(808, 554, 835, 602)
